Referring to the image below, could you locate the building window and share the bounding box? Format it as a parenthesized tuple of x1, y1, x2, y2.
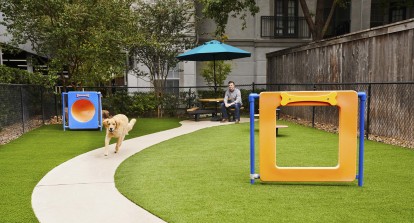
(370, 2, 385, 28)
(371, 1, 409, 28)
(166, 79, 179, 95)
(166, 65, 180, 95)
(390, 2, 406, 23)
(274, 0, 298, 37)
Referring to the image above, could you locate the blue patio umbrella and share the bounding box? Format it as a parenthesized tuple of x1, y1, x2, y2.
(176, 40, 251, 94)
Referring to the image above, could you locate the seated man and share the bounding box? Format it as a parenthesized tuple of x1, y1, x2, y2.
(220, 81, 242, 124)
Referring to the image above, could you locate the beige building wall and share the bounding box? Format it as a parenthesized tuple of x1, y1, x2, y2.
(136, 0, 373, 88)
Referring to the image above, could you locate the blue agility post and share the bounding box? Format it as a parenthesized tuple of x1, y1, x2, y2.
(249, 93, 259, 184)
(62, 92, 67, 131)
(357, 92, 367, 187)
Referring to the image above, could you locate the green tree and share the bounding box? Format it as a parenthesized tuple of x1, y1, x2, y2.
(0, 65, 57, 87)
(300, 0, 350, 41)
(197, 0, 259, 38)
(201, 60, 232, 91)
(130, 0, 195, 96)
(0, 0, 135, 87)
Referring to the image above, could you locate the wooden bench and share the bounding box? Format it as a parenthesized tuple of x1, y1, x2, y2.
(276, 125, 288, 136)
(228, 107, 244, 121)
(254, 114, 288, 135)
(187, 107, 217, 121)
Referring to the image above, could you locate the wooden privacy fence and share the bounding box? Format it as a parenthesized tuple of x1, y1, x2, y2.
(267, 19, 414, 84)
(266, 19, 414, 147)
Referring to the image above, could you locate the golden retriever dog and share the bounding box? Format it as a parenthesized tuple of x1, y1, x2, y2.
(103, 114, 136, 156)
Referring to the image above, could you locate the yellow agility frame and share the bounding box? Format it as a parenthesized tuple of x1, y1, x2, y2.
(259, 91, 358, 182)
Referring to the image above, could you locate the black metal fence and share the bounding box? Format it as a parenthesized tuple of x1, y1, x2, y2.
(0, 84, 58, 144)
(1, 82, 412, 148)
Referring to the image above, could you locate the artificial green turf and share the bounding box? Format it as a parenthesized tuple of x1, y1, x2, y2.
(115, 120, 414, 223)
(0, 118, 181, 223)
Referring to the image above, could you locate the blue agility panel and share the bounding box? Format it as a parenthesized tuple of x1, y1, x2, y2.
(62, 91, 102, 131)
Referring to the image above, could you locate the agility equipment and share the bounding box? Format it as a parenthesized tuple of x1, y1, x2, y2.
(249, 91, 366, 186)
(62, 91, 102, 131)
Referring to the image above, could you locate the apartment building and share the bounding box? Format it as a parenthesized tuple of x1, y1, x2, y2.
(0, 14, 44, 73)
(128, 0, 414, 89)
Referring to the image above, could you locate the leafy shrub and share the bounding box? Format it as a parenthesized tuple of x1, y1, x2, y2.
(102, 90, 132, 116)
(161, 93, 180, 117)
(130, 92, 158, 117)
(0, 65, 57, 87)
(240, 88, 267, 113)
(102, 91, 177, 117)
(197, 89, 225, 99)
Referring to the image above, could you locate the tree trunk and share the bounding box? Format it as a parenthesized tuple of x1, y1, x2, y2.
(299, 0, 316, 38)
(313, 0, 325, 41)
(153, 78, 165, 118)
(300, 0, 338, 41)
(321, 0, 338, 38)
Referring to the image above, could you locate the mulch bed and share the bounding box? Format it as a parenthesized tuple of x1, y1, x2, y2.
(0, 116, 62, 145)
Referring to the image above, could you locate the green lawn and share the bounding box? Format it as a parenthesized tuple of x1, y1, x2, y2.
(116, 120, 414, 223)
(0, 118, 181, 223)
(1, 118, 412, 222)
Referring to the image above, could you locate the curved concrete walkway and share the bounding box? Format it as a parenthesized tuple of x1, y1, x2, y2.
(32, 118, 248, 223)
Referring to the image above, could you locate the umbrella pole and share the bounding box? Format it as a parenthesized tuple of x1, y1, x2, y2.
(212, 59, 221, 121)
(213, 59, 217, 95)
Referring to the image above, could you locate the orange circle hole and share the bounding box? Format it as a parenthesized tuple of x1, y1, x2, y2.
(71, 99, 96, 123)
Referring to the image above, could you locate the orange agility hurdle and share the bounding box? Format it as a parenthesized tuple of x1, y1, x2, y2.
(249, 91, 367, 186)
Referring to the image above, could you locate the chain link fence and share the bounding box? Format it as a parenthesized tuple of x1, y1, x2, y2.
(1, 82, 412, 148)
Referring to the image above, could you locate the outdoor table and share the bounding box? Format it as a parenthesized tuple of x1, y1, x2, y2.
(198, 98, 223, 121)
(198, 98, 224, 103)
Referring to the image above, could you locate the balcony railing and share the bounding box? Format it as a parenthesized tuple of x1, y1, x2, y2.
(261, 16, 311, 39)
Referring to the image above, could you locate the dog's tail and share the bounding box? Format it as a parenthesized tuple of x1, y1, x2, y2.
(128, 118, 136, 132)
